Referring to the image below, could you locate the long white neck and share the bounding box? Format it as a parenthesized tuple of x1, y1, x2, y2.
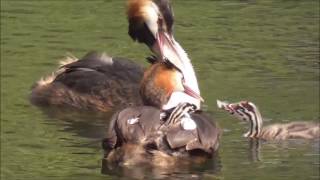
(162, 39, 201, 110)
(160, 33, 200, 96)
(171, 39, 200, 95)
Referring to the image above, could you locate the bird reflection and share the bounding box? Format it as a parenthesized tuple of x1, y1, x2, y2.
(248, 138, 262, 162)
(101, 152, 222, 179)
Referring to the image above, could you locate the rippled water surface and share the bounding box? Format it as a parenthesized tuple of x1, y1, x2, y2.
(1, 0, 319, 179)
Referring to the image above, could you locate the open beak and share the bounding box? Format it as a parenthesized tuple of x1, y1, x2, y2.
(155, 31, 184, 70)
(183, 84, 204, 102)
(156, 31, 203, 103)
(217, 100, 236, 114)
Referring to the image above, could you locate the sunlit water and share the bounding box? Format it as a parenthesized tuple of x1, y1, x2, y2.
(1, 0, 319, 179)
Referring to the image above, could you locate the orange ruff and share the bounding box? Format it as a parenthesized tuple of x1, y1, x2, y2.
(149, 63, 180, 96)
(127, 0, 151, 19)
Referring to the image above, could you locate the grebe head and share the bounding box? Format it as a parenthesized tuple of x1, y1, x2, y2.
(127, 0, 174, 58)
(127, 0, 202, 108)
(141, 59, 203, 109)
(217, 100, 263, 138)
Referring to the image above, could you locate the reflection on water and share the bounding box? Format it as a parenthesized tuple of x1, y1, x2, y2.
(248, 139, 262, 162)
(101, 153, 222, 180)
(2, 0, 319, 179)
(37, 106, 223, 179)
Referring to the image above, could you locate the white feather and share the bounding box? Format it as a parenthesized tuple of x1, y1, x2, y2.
(181, 114, 197, 130)
(162, 91, 200, 110)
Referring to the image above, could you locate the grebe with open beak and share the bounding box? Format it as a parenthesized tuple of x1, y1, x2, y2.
(30, 0, 201, 112)
(102, 0, 220, 165)
(127, 0, 202, 110)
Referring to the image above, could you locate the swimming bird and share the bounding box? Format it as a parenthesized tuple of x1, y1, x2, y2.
(31, 0, 201, 111)
(217, 100, 320, 140)
(30, 52, 144, 111)
(101, 0, 220, 163)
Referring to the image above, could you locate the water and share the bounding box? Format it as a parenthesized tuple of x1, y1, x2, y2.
(1, 0, 319, 179)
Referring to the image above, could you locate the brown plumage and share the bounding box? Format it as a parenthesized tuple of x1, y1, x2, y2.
(140, 62, 183, 108)
(31, 0, 200, 112)
(30, 52, 187, 112)
(259, 122, 319, 140)
(30, 52, 144, 111)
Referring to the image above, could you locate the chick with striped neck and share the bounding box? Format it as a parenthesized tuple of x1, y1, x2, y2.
(217, 100, 320, 140)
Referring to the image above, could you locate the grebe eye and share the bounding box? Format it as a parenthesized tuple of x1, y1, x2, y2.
(158, 18, 164, 27)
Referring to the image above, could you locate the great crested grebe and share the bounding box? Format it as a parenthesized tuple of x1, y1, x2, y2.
(30, 0, 201, 111)
(102, 52, 220, 166)
(217, 100, 319, 140)
(101, 0, 220, 166)
(102, 39, 220, 165)
(128, 0, 202, 110)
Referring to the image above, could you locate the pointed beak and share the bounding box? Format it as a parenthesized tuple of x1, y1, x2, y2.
(156, 32, 164, 59)
(155, 31, 203, 103)
(183, 84, 204, 102)
(155, 31, 184, 70)
(217, 100, 236, 114)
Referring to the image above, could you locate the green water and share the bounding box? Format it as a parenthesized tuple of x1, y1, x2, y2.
(1, 0, 319, 179)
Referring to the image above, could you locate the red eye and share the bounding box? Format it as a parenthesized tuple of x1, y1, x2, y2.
(158, 18, 163, 28)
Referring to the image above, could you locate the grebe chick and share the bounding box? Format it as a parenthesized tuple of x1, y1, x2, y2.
(217, 100, 319, 140)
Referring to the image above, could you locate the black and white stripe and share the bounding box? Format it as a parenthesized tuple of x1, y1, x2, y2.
(231, 102, 263, 138)
(163, 102, 196, 126)
(218, 100, 263, 138)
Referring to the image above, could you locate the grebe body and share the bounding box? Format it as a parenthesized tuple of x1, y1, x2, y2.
(31, 52, 144, 111)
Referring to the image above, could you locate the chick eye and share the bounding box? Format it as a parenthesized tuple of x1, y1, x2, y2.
(238, 107, 246, 112)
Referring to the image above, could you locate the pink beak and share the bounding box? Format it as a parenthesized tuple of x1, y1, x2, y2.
(156, 31, 204, 102)
(183, 84, 204, 102)
(155, 31, 183, 65)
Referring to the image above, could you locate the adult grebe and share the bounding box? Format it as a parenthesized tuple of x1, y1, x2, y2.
(102, 57, 220, 166)
(30, 0, 201, 111)
(101, 1, 220, 166)
(217, 100, 319, 140)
